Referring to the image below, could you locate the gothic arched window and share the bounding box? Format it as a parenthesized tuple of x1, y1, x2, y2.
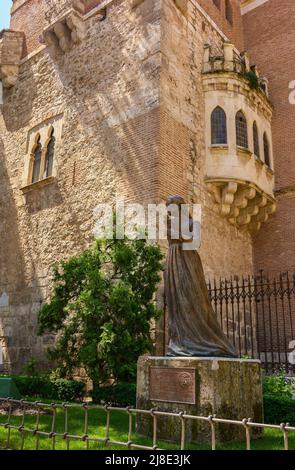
(211, 106, 227, 145)
(264, 132, 270, 167)
(253, 121, 260, 158)
(236, 111, 248, 148)
(31, 135, 42, 183)
(225, 0, 233, 25)
(44, 128, 55, 178)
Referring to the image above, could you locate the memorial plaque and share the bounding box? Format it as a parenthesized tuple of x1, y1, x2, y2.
(149, 367, 195, 404)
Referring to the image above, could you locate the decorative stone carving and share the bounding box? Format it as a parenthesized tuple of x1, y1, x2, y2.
(203, 42, 269, 98)
(202, 41, 276, 233)
(0, 30, 24, 88)
(206, 179, 277, 233)
(43, 7, 86, 55)
(221, 181, 238, 216)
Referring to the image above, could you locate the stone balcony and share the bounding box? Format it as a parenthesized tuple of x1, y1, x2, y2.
(203, 42, 276, 233)
(0, 30, 24, 88)
(203, 42, 269, 97)
(205, 159, 276, 233)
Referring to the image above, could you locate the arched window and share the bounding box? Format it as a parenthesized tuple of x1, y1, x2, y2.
(213, 0, 221, 8)
(44, 128, 55, 178)
(253, 121, 260, 158)
(31, 135, 42, 183)
(225, 0, 233, 25)
(263, 133, 270, 167)
(211, 106, 227, 145)
(236, 111, 248, 148)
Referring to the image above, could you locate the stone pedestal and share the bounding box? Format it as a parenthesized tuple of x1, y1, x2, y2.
(136, 356, 263, 444)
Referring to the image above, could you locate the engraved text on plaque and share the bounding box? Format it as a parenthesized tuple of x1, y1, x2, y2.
(149, 367, 196, 404)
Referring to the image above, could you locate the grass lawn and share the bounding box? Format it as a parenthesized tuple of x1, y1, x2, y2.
(0, 400, 294, 451)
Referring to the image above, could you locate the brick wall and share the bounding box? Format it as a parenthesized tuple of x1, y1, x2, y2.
(243, 0, 295, 274)
(196, 0, 245, 51)
(160, 0, 253, 279)
(243, 0, 295, 190)
(254, 197, 295, 275)
(11, 0, 47, 57)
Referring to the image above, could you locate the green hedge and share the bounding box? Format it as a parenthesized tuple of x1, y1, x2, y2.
(12, 375, 85, 402)
(264, 394, 295, 425)
(91, 383, 136, 407)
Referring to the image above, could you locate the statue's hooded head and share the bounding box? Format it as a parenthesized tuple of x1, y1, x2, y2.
(166, 195, 186, 207)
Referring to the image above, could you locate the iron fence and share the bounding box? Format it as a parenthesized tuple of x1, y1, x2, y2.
(208, 271, 295, 373)
(0, 398, 294, 451)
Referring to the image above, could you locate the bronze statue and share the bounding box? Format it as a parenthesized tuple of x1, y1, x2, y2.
(165, 195, 237, 357)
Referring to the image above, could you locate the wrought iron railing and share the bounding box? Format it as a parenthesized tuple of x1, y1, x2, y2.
(0, 398, 294, 451)
(161, 271, 295, 373)
(208, 271, 295, 373)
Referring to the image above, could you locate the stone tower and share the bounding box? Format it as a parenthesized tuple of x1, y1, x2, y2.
(0, 0, 281, 371)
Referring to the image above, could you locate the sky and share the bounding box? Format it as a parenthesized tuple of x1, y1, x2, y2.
(0, 0, 12, 30)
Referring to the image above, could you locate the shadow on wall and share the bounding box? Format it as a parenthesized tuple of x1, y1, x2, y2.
(0, 137, 46, 373)
(1, 61, 36, 132)
(52, 0, 161, 205)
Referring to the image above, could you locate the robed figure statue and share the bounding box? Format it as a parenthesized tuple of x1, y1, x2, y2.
(165, 195, 237, 358)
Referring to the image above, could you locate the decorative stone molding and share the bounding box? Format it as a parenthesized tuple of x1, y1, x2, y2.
(203, 76, 272, 123)
(203, 42, 270, 100)
(0, 30, 24, 88)
(43, 7, 86, 55)
(22, 114, 63, 190)
(20, 176, 55, 194)
(275, 185, 295, 201)
(206, 179, 277, 233)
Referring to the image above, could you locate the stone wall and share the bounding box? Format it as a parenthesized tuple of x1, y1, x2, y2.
(0, 0, 162, 372)
(10, 0, 48, 57)
(1, 0, 258, 372)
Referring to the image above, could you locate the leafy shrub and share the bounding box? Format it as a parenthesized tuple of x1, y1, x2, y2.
(263, 370, 294, 399)
(243, 70, 260, 90)
(13, 375, 84, 401)
(38, 237, 163, 387)
(52, 378, 85, 402)
(22, 358, 39, 377)
(14, 375, 54, 398)
(263, 370, 295, 425)
(91, 383, 136, 407)
(264, 394, 295, 425)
